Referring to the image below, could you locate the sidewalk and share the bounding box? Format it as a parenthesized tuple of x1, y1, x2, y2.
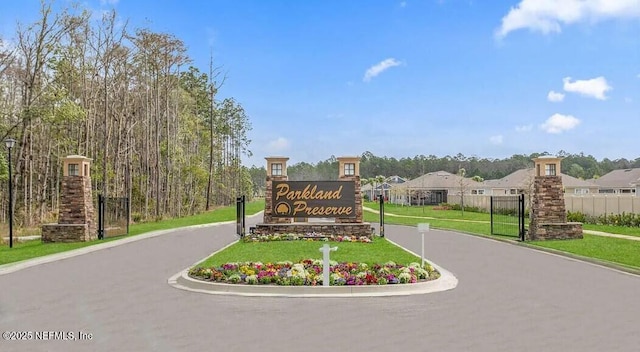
(1, 235, 41, 242)
(581, 229, 640, 241)
(363, 206, 640, 241)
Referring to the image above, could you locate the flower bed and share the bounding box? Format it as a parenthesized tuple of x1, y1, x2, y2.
(189, 260, 440, 286)
(243, 233, 372, 243)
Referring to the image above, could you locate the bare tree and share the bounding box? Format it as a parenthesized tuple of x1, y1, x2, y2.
(0, 1, 254, 232)
(457, 167, 467, 217)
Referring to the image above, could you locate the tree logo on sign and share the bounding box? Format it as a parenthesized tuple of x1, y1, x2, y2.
(275, 202, 292, 216)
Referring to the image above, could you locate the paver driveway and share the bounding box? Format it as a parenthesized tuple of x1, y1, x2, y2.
(1, 219, 639, 352)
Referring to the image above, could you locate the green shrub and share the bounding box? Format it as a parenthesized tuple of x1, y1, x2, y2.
(442, 203, 485, 214)
(131, 212, 143, 223)
(567, 211, 587, 223)
(567, 211, 640, 227)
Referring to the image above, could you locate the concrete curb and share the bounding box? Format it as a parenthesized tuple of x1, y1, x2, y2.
(167, 239, 459, 298)
(0, 221, 235, 276)
(427, 227, 640, 277)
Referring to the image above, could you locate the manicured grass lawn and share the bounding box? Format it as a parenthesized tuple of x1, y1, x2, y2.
(128, 200, 265, 236)
(531, 234, 640, 269)
(364, 202, 640, 237)
(0, 200, 265, 266)
(364, 201, 490, 222)
(196, 237, 422, 268)
(364, 202, 640, 269)
(363, 208, 493, 236)
(0, 240, 117, 266)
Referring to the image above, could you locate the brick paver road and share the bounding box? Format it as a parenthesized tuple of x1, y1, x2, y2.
(1, 220, 639, 352)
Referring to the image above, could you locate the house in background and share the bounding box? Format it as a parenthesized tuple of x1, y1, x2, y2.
(361, 175, 407, 200)
(481, 168, 598, 195)
(470, 178, 498, 195)
(390, 171, 471, 205)
(386, 175, 406, 184)
(592, 168, 640, 195)
(387, 167, 601, 207)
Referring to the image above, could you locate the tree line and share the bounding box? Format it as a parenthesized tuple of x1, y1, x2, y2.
(0, 1, 252, 227)
(248, 151, 640, 194)
(357, 150, 640, 181)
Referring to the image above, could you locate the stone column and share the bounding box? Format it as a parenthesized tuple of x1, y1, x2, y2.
(264, 157, 291, 224)
(42, 155, 96, 242)
(336, 156, 362, 223)
(528, 156, 583, 240)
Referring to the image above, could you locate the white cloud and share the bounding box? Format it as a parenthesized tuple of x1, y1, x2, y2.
(496, 0, 640, 38)
(637, 73, 640, 78)
(540, 113, 581, 134)
(363, 58, 402, 82)
(267, 137, 290, 152)
(563, 76, 612, 100)
(489, 135, 504, 145)
(400, 1, 407, 7)
(100, 0, 120, 5)
(547, 90, 565, 102)
(515, 124, 533, 132)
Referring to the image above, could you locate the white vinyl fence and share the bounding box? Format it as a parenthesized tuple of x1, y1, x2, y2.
(446, 194, 640, 216)
(563, 195, 640, 216)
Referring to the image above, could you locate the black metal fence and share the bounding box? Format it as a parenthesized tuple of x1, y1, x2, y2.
(490, 194, 525, 240)
(236, 195, 246, 238)
(410, 190, 447, 205)
(378, 194, 385, 237)
(98, 195, 130, 239)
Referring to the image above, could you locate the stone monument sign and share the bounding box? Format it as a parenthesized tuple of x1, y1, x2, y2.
(252, 156, 373, 238)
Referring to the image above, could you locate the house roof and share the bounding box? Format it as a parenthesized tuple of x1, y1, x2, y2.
(562, 173, 600, 188)
(386, 175, 407, 184)
(362, 182, 393, 191)
(593, 168, 640, 189)
(484, 168, 597, 189)
(360, 182, 392, 192)
(394, 171, 468, 190)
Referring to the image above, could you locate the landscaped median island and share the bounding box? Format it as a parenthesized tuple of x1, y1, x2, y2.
(187, 235, 440, 286)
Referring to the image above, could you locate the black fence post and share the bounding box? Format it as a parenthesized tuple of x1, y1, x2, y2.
(519, 193, 525, 241)
(236, 196, 245, 238)
(126, 197, 131, 235)
(490, 196, 494, 235)
(98, 194, 104, 240)
(241, 195, 246, 237)
(236, 196, 241, 237)
(379, 194, 385, 238)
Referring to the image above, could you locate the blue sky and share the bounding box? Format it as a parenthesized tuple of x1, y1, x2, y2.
(2, 0, 639, 167)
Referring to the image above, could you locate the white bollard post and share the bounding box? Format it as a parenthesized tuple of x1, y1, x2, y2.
(417, 223, 430, 267)
(421, 232, 424, 267)
(319, 243, 338, 286)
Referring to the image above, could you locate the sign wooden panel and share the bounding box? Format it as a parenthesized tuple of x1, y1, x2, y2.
(271, 181, 356, 218)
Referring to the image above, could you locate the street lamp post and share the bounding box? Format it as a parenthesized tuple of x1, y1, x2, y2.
(5, 138, 15, 248)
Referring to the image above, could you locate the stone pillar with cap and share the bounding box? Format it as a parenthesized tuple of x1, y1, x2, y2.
(264, 156, 291, 224)
(42, 155, 96, 242)
(528, 155, 583, 240)
(336, 156, 363, 223)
